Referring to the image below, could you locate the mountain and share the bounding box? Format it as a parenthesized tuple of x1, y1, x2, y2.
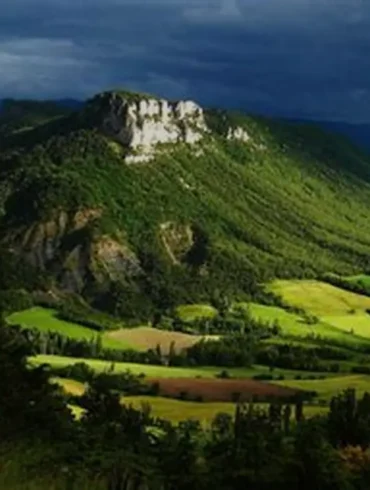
(0, 98, 82, 140)
(2, 90, 370, 317)
(317, 121, 370, 153)
(0, 98, 83, 113)
(286, 118, 370, 153)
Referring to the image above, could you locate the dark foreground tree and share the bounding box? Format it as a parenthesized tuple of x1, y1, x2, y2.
(0, 313, 73, 440)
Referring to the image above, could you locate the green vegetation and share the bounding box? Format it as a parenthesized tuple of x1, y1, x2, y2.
(125, 395, 236, 424)
(31, 353, 342, 379)
(175, 304, 218, 322)
(247, 301, 370, 348)
(5, 311, 370, 490)
(322, 314, 370, 339)
(261, 280, 370, 351)
(6, 307, 136, 350)
(269, 280, 370, 316)
(3, 94, 370, 316)
(54, 377, 86, 396)
(277, 374, 370, 402)
(323, 273, 370, 299)
(54, 377, 327, 424)
(125, 396, 327, 423)
(347, 274, 370, 288)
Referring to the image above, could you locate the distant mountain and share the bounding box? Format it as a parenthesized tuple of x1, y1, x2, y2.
(2, 90, 370, 317)
(0, 98, 83, 139)
(0, 98, 83, 112)
(286, 118, 370, 152)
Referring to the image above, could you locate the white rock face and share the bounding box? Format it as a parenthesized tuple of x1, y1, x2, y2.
(101, 93, 208, 162)
(227, 126, 250, 142)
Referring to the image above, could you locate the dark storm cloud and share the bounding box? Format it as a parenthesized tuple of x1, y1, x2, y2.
(0, 0, 369, 122)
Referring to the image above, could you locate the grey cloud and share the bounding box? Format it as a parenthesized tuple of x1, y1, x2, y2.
(0, 0, 369, 122)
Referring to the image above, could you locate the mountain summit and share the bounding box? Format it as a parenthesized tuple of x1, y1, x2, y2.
(95, 91, 208, 163)
(84, 91, 250, 163)
(2, 89, 370, 317)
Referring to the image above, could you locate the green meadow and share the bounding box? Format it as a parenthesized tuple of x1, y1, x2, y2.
(6, 307, 137, 350)
(277, 374, 370, 402)
(247, 302, 370, 348)
(32, 354, 343, 380)
(175, 304, 218, 322)
(55, 378, 328, 425)
(55, 379, 327, 425)
(269, 280, 370, 316)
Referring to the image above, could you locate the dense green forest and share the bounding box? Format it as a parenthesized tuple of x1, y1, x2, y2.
(2, 94, 370, 318)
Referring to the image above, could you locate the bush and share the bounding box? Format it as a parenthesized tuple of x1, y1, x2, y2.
(0, 289, 33, 313)
(329, 363, 340, 373)
(253, 374, 274, 381)
(231, 392, 241, 402)
(351, 365, 370, 374)
(52, 362, 95, 383)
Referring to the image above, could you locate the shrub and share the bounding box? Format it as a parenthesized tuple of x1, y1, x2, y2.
(0, 289, 33, 314)
(231, 392, 241, 403)
(253, 374, 274, 381)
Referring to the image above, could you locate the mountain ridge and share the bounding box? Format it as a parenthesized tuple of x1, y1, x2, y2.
(285, 118, 370, 152)
(2, 89, 370, 319)
(1, 97, 368, 151)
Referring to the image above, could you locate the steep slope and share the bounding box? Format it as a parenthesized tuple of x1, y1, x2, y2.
(2, 90, 370, 316)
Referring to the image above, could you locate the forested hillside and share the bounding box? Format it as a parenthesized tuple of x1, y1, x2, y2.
(1, 93, 370, 317)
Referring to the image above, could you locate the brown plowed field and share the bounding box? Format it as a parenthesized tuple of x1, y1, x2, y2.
(146, 377, 303, 402)
(106, 327, 219, 354)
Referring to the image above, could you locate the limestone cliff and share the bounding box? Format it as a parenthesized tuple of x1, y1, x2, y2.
(90, 91, 253, 163)
(227, 126, 250, 142)
(96, 92, 208, 163)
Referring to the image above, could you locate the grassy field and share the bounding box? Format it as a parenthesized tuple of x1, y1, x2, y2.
(56, 380, 326, 424)
(322, 314, 370, 339)
(249, 303, 342, 338)
(264, 280, 370, 346)
(175, 304, 218, 322)
(31, 354, 343, 380)
(125, 396, 236, 423)
(6, 307, 137, 350)
(124, 396, 327, 424)
(105, 326, 214, 354)
(53, 377, 86, 396)
(276, 374, 370, 403)
(269, 280, 370, 316)
(248, 302, 370, 349)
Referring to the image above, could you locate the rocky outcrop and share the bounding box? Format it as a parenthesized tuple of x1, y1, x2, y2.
(97, 92, 208, 163)
(227, 126, 250, 142)
(2, 209, 141, 293)
(91, 236, 142, 283)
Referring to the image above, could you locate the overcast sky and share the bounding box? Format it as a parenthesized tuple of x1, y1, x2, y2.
(0, 0, 369, 122)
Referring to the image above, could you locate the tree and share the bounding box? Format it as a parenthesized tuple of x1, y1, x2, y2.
(290, 419, 352, 490)
(0, 314, 72, 440)
(328, 389, 370, 448)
